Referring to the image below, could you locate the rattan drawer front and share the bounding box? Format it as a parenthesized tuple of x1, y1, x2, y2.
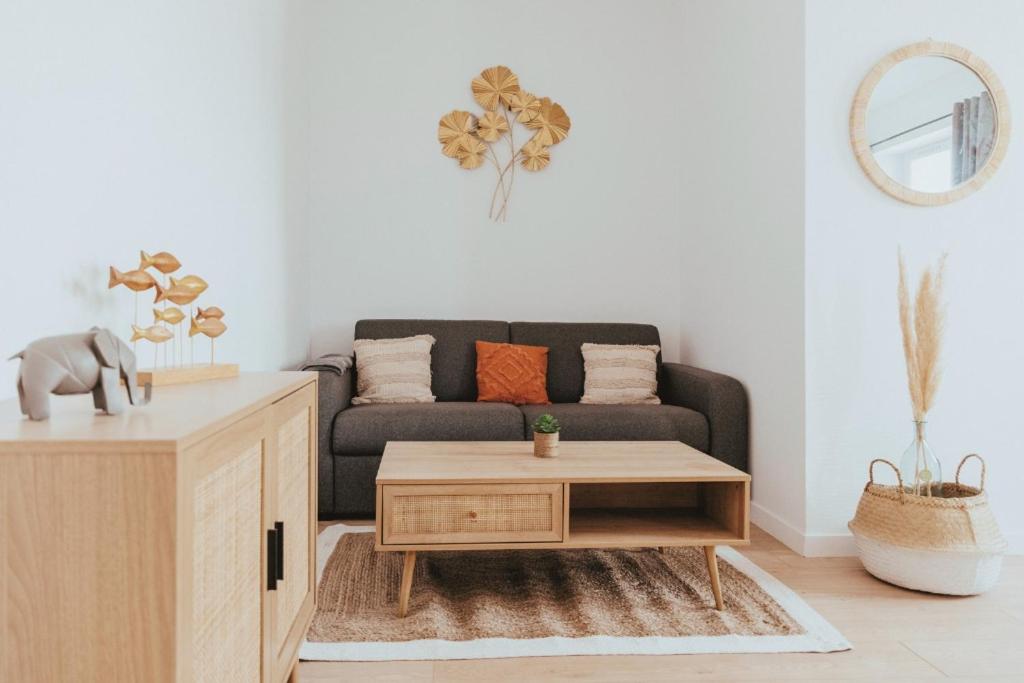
(382, 484, 564, 545)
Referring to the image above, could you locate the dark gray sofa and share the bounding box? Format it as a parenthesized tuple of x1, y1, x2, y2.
(312, 319, 748, 517)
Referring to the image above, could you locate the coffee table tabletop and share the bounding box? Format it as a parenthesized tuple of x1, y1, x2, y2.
(376, 440, 749, 484)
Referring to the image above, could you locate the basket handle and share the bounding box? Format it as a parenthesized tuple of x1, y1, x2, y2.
(866, 458, 905, 503)
(955, 453, 986, 492)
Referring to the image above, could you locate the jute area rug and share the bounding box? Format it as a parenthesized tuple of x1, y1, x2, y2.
(300, 524, 849, 661)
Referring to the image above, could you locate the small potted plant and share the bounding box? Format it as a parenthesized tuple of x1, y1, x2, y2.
(532, 413, 560, 458)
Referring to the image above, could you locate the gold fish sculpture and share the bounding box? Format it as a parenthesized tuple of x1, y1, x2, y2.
(108, 266, 157, 292)
(171, 275, 208, 296)
(153, 282, 199, 305)
(131, 324, 174, 343)
(139, 250, 181, 274)
(189, 315, 227, 339)
(153, 307, 185, 325)
(196, 306, 224, 320)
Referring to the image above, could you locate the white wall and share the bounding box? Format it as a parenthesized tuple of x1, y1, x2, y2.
(305, 0, 684, 359)
(678, 0, 808, 549)
(5, 0, 1020, 555)
(0, 0, 310, 399)
(805, 0, 1024, 554)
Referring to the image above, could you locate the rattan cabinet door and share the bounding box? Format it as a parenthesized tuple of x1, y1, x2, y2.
(267, 383, 317, 683)
(382, 483, 564, 545)
(183, 411, 266, 683)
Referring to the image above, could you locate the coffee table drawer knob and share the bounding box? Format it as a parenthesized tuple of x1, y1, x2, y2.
(468, 511, 478, 520)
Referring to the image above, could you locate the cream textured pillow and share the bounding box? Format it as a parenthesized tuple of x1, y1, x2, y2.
(351, 335, 436, 405)
(580, 343, 661, 405)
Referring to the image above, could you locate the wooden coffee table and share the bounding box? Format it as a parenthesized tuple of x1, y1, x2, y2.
(375, 441, 750, 616)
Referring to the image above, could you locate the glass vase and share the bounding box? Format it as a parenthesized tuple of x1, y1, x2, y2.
(899, 420, 943, 497)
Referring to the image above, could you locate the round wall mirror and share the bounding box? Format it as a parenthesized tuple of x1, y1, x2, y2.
(851, 41, 1011, 205)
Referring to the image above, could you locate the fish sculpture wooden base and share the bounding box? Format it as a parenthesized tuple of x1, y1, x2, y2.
(132, 363, 240, 387)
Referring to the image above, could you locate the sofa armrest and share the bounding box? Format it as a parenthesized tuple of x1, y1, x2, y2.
(309, 360, 354, 515)
(660, 362, 748, 472)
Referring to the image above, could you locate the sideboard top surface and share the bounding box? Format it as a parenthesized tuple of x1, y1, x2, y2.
(0, 371, 314, 450)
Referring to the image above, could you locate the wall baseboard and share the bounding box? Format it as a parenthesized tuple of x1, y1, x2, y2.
(801, 532, 858, 557)
(753, 501, 1024, 557)
(750, 501, 806, 555)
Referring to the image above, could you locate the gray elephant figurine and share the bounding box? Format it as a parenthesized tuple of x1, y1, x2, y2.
(10, 327, 152, 421)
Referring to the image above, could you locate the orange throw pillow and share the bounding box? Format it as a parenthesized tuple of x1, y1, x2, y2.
(476, 340, 550, 405)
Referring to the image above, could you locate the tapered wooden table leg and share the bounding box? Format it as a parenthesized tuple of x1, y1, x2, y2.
(398, 551, 416, 617)
(704, 545, 724, 610)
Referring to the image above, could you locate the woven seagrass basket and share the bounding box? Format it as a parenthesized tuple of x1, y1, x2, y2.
(848, 454, 1007, 595)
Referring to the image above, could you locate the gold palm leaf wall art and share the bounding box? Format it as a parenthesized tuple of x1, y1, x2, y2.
(438, 110, 477, 158)
(437, 65, 571, 221)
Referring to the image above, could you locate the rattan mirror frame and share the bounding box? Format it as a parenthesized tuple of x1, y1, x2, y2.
(850, 40, 1011, 206)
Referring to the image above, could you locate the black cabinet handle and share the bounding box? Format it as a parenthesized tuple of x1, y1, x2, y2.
(275, 521, 285, 582)
(267, 528, 278, 591)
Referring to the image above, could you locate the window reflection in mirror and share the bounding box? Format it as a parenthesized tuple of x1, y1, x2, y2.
(867, 56, 995, 193)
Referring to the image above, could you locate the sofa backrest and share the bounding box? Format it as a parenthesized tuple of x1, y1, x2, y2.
(353, 319, 509, 401)
(352, 319, 662, 404)
(509, 322, 662, 403)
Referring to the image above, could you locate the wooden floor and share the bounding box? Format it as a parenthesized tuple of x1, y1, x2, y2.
(300, 521, 1024, 682)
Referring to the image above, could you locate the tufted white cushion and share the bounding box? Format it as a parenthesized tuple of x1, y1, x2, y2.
(351, 335, 436, 405)
(579, 343, 661, 405)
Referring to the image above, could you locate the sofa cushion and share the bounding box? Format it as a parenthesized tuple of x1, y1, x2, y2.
(510, 322, 662, 403)
(354, 320, 509, 401)
(332, 402, 525, 455)
(519, 403, 708, 452)
(580, 343, 661, 405)
(476, 340, 550, 405)
(351, 334, 436, 404)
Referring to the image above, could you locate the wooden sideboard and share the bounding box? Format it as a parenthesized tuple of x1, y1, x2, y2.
(0, 372, 318, 683)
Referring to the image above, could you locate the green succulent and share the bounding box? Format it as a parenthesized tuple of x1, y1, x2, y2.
(532, 413, 561, 434)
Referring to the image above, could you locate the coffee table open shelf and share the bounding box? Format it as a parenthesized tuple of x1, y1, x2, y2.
(566, 480, 747, 548)
(569, 508, 741, 546)
(375, 441, 751, 616)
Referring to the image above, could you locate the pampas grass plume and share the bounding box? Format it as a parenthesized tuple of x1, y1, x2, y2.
(897, 250, 947, 421)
